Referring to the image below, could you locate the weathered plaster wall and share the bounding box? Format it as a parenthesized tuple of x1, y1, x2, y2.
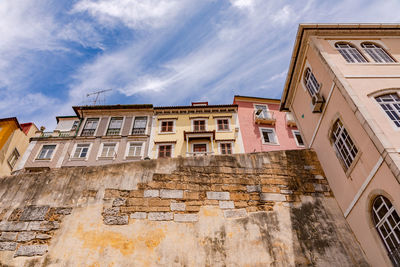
(0, 150, 368, 266)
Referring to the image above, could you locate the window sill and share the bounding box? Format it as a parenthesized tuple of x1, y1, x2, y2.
(69, 157, 87, 161)
(125, 156, 142, 160)
(97, 156, 115, 160)
(35, 158, 51, 161)
(261, 142, 280, 146)
(158, 132, 175, 135)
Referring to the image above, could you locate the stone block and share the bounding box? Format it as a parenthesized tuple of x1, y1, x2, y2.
(148, 212, 173, 221)
(0, 222, 29, 232)
(17, 232, 36, 242)
(314, 183, 324, 192)
(170, 202, 186, 211)
(280, 189, 293, 194)
(0, 242, 17, 251)
(260, 193, 286, 202)
(230, 193, 249, 201)
(112, 198, 126, 207)
(55, 207, 72, 215)
(174, 214, 198, 222)
(103, 207, 120, 216)
(234, 201, 248, 208)
(246, 185, 261, 193)
(206, 192, 230, 200)
(160, 189, 183, 199)
(36, 234, 51, 240)
(148, 199, 171, 206)
(27, 221, 60, 231)
(143, 190, 159, 198)
(0, 232, 17, 241)
(223, 209, 247, 219)
(186, 206, 201, 212)
(103, 215, 129, 225)
(19, 206, 49, 221)
(130, 212, 147, 219)
(184, 191, 200, 200)
(304, 165, 315, 170)
(219, 201, 234, 209)
(14, 245, 48, 257)
(314, 175, 325, 180)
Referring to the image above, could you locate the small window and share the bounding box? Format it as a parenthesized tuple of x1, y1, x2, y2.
(158, 145, 172, 158)
(100, 143, 116, 158)
(220, 143, 232, 154)
(376, 93, 400, 127)
(193, 120, 206, 131)
(260, 128, 277, 144)
(8, 148, 20, 169)
(81, 118, 99, 136)
(217, 119, 230, 131)
(73, 144, 90, 158)
(293, 130, 305, 147)
(304, 68, 320, 97)
(107, 117, 123, 136)
(161, 121, 174, 133)
(254, 105, 269, 119)
(330, 120, 358, 170)
(372, 195, 400, 265)
(127, 142, 142, 157)
(71, 121, 79, 131)
(37, 145, 56, 160)
(335, 42, 367, 63)
(132, 117, 147, 135)
(361, 43, 395, 63)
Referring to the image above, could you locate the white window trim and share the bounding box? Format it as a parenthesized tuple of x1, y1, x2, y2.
(7, 148, 20, 169)
(215, 117, 231, 132)
(130, 115, 149, 135)
(104, 116, 125, 136)
(292, 130, 305, 147)
(259, 127, 279, 145)
(79, 117, 100, 137)
(124, 141, 145, 159)
(191, 142, 209, 153)
(158, 119, 176, 134)
(34, 144, 58, 161)
(217, 142, 234, 155)
(70, 143, 92, 161)
(191, 118, 208, 131)
(156, 143, 175, 159)
(97, 142, 119, 160)
(374, 92, 400, 131)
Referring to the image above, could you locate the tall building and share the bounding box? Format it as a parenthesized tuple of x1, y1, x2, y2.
(280, 24, 400, 266)
(0, 117, 37, 177)
(234, 95, 304, 152)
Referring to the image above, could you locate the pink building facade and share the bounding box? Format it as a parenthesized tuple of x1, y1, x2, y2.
(234, 96, 304, 153)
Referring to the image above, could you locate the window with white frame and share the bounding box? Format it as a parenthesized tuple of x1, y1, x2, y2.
(100, 143, 116, 158)
(330, 120, 358, 170)
(216, 119, 230, 131)
(372, 195, 400, 265)
(106, 117, 123, 136)
(193, 120, 206, 131)
(160, 121, 174, 133)
(8, 148, 20, 169)
(292, 130, 305, 147)
(37, 145, 56, 160)
(361, 43, 395, 63)
(81, 118, 99, 136)
(127, 142, 142, 157)
(220, 143, 232, 154)
(260, 128, 277, 144)
(71, 120, 79, 131)
(335, 42, 367, 63)
(304, 68, 320, 97)
(376, 93, 400, 127)
(158, 145, 172, 158)
(254, 105, 269, 119)
(132, 117, 147, 135)
(72, 144, 90, 158)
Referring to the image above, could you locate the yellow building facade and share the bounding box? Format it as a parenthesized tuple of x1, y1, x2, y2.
(150, 103, 244, 158)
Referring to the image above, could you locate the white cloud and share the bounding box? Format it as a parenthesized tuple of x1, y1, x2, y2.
(230, 0, 255, 9)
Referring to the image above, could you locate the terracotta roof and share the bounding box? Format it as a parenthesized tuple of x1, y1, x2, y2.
(20, 123, 34, 135)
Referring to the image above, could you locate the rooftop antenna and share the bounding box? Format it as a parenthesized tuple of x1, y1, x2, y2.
(86, 89, 112, 105)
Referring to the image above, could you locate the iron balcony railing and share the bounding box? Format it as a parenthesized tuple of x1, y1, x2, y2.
(81, 129, 95, 136)
(106, 128, 121, 136)
(132, 128, 146, 135)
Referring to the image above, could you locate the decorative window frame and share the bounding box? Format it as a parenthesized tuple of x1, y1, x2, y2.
(292, 130, 305, 147)
(191, 118, 208, 132)
(70, 143, 92, 161)
(361, 42, 396, 63)
(78, 117, 100, 137)
(124, 141, 145, 159)
(368, 89, 400, 131)
(156, 143, 175, 159)
(97, 142, 119, 160)
(158, 119, 176, 134)
(104, 116, 125, 136)
(130, 115, 149, 135)
(259, 127, 279, 145)
(190, 141, 209, 153)
(217, 141, 234, 155)
(302, 63, 321, 98)
(34, 143, 58, 162)
(215, 117, 231, 132)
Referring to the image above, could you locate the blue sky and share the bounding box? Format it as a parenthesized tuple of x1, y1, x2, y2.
(1, 0, 400, 130)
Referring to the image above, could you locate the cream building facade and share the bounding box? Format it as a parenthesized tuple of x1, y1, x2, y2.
(281, 24, 400, 266)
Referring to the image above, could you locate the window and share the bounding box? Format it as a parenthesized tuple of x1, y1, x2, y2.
(254, 105, 269, 119)
(330, 120, 358, 170)
(127, 142, 142, 157)
(132, 117, 147, 135)
(293, 130, 305, 147)
(71, 121, 79, 131)
(158, 145, 172, 158)
(361, 43, 395, 63)
(37, 145, 56, 160)
(304, 68, 320, 97)
(372, 196, 400, 265)
(107, 117, 123, 136)
(376, 93, 400, 127)
(260, 128, 277, 144)
(160, 121, 174, 133)
(220, 143, 232, 155)
(193, 120, 206, 131)
(8, 148, 20, 169)
(73, 144, 90, 158)
(81, 118, 99, 136)
(193, 144, 207, 153)
(100, 143, 116, 158)
(335, 42, 367, 63)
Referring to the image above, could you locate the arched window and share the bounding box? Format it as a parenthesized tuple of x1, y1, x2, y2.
(304, 68, 320, 97)
(372, 196, 400, 265)
(362, 43, 395, 63)
(376, 93, 400, 127)
(330, 119, 358, 170)
(335, 42, 367, 63)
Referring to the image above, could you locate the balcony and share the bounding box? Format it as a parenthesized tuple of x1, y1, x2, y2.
(39, 131, 75, 138)
(254, 111, 276, 125)
(132, 128, 146, 135)
(286, 112, 296, 127)
(186, 152, 214, 157)
(81, 129, 95, 136)
(106, 128, 121, 136)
